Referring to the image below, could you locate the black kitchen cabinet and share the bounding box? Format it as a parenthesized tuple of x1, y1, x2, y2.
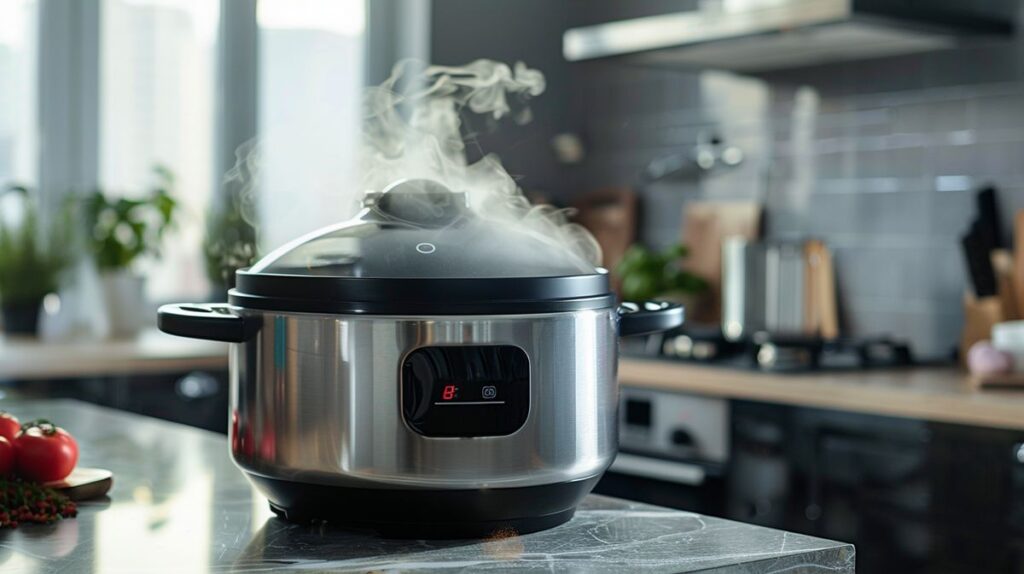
(598, 399, 1024, 574)
(729, 401, 1024, 574)
(2, 370, 230, 433)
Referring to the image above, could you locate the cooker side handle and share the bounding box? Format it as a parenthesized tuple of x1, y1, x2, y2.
(618, 301, 684, 337)
(157, 303, 252, 343)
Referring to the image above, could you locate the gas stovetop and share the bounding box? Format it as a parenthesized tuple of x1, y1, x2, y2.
(622, 327, 913, 374)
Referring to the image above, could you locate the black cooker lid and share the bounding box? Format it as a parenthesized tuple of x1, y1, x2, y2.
(229, 179, 613, 314)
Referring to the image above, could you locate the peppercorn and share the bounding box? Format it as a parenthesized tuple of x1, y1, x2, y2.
(0, 478, 77, 528)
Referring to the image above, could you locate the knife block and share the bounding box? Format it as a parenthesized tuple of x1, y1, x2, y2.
(960, 248, 1021, 365)
(961, 294, 1006, 366)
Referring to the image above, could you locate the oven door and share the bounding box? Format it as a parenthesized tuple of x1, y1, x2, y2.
(594, 389, 730, 515)
(596, 452, 727, 515)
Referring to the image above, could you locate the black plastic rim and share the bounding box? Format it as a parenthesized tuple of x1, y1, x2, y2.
(250, 473, 600, 538)
(229, 270, 615, 315)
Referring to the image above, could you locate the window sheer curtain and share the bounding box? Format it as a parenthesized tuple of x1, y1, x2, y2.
(250, 0, 432, 256)
(255, 0, 367, 252)
(100, 0, 219, 302)
(0, 0, 38, 190)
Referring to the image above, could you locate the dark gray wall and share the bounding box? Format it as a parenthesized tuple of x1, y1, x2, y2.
(430, 0, 1024, 359)
(430, 0, 572, 197)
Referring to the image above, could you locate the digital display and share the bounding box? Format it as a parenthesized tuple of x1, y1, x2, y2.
(442, 384, 457, 401)
(434, 381, 501, 404)
(401, 345, 529, 437)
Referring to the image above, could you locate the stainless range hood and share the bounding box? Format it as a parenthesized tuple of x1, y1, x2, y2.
(563, 0, 1016, 72)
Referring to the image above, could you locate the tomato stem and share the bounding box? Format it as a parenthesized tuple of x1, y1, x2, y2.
(19, 419, 57, 436)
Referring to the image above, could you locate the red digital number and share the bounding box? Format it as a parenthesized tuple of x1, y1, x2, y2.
(442, 384, 457, 401)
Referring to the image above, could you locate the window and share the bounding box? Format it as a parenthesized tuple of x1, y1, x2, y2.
(10, 0, 369, 303)
(100, 0, 219, 300)
(0, 0, 38, 187)
(257, 0, 366, 250)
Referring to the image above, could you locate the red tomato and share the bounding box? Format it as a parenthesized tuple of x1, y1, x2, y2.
(0, 412, 20, 442)
(0, 437, 14, 476)
(14, 420, 78, 482)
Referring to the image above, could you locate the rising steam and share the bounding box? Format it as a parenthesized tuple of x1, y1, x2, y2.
(227, 59, 601, 267)
(362, 59, 600, 265)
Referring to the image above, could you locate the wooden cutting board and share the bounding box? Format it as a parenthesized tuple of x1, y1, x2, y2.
(803, 239, 839, 339)
(969, 372, 1024, 389)
(45, 467, 113, 501)
(680, 201, 763, 324)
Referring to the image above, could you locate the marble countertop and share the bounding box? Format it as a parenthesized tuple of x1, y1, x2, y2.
(0, 400, 854, 573)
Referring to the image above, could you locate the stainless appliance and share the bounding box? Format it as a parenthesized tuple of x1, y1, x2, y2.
(613, 388, 729, 486)
(157, 179, 684, 537)
(722, 238, 809, 340)
(597, 388, 730, 514)
(563, 0, 1015, 71)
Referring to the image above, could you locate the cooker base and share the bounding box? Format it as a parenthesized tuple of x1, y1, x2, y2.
(250, 474, 601, 539)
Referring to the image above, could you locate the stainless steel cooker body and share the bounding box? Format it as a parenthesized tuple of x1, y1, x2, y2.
(229, 307, 619, 491)
(157, 181, 685, 536)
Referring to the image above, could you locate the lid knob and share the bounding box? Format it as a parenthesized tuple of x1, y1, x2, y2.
(370, 179, 469, 227)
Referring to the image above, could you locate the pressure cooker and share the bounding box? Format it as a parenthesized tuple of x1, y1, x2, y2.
(158, 179, 683, 537)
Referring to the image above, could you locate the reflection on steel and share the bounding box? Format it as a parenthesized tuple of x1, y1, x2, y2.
(232, 310, 619, 489)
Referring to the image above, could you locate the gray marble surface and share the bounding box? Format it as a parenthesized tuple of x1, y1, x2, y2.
(0, 400, 854, 573)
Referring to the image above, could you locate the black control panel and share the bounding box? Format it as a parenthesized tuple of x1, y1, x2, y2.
(401, 345, 530, 437)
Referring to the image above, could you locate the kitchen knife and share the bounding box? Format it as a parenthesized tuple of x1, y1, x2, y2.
(976, 186, 1003, 249)
(962, 226, 998, 297)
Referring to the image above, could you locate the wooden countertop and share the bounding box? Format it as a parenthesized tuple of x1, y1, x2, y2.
(619, 358, 1024, 431)
(0, 329, 228, 380)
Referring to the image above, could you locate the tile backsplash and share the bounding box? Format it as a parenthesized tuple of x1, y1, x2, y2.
(565, 38, 1024, 359)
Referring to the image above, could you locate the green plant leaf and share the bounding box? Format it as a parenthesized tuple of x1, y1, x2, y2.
(202, 192, 258, 290)
(77, 165, 180, 271)
(615, 241, 707, 301)
(0, 186, 72, 305)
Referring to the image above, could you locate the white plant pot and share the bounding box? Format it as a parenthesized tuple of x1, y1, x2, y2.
(99, 271, 146, 339)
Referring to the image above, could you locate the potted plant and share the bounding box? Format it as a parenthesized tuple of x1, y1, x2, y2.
(0, 186, 71, 336)
(202, 192, 258, 294)
(616, 243, 707, 307)
(81, 166, 178, 338)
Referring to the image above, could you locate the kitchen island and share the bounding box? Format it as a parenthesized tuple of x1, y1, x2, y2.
(0, 400, 853, 573)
